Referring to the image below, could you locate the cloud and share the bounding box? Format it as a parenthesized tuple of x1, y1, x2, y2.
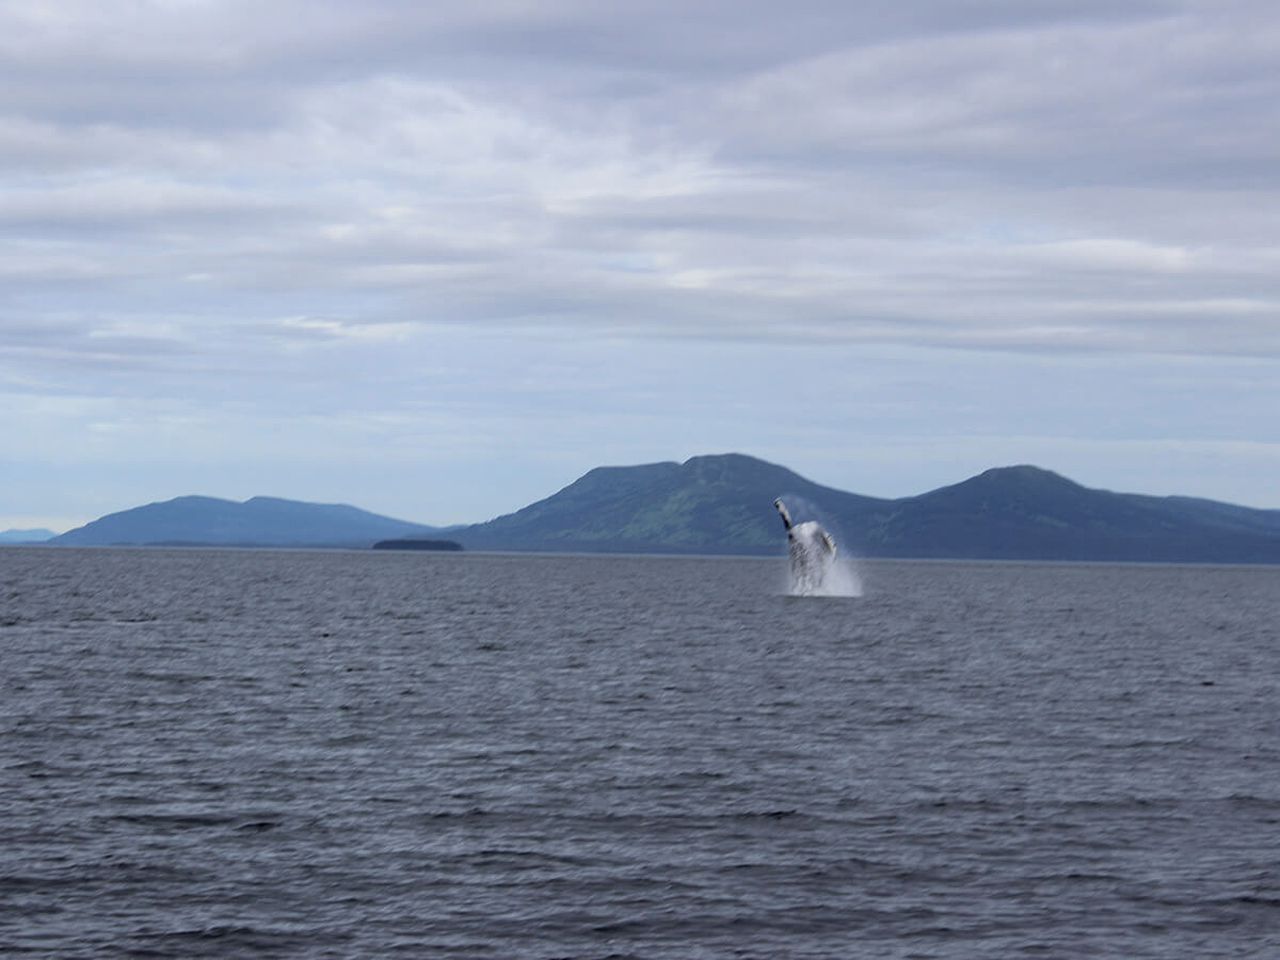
(3, 1, 1276, 356)
(1, 0, 1278, 524)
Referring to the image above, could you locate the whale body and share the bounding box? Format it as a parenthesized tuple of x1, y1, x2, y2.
(774, 498, 838, 595)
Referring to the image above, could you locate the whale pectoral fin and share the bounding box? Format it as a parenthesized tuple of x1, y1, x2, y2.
(773, 498, 793, 531)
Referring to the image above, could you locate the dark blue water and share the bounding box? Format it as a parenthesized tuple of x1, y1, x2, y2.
(2, 547, 1278, 958)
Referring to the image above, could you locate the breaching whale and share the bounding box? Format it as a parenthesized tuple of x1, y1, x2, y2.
(774, 498, 838, 595)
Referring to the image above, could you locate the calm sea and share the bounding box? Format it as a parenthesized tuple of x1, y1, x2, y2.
(2, 547, 1278, 958)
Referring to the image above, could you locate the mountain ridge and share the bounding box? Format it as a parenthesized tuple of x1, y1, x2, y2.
(0, 528, 56, 544)
(451, 455, 1280, 563)
(455, 453, 887, 555)
(50, 495, 440, 548)
(33, 454, 1280, 562)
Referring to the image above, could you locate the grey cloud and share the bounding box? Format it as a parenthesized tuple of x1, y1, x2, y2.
(707, 13, 1280, 188)
(5, 0, 1280, 529)
(0, 179, 297, 232)
(2, 0, 1278, 367)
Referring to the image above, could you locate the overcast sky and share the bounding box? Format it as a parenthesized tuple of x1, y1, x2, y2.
(3, 0, 1278, 530)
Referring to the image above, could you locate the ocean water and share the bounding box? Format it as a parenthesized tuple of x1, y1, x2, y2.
(2, 547, 1278, 959)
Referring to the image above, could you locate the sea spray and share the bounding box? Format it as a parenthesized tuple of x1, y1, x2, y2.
(784, 528, 863, 597)
(775, 495, 863, 597)
(795, 554, 863, 597)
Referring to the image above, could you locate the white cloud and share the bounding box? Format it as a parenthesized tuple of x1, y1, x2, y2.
(1, 0, 1278, 524)
(1020, 239, 1194, 274)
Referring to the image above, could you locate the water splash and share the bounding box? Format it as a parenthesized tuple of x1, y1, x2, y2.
(775, 498, 863, 598)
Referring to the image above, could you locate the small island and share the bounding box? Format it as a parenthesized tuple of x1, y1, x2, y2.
(371, 538, 464, 552)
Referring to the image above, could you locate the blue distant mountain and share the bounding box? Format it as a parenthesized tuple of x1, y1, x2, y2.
(50, 496, 440, 548)
(0, 528, 56, 544)
(450, 454, 1280, 563)
(40, 455, 1280, 562)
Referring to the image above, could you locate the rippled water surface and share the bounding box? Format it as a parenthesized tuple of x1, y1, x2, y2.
(2, 548, 1279, 958)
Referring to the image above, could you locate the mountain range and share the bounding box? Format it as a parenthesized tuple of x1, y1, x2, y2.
(0, 528, 56, 544)
(36, 454, 1280, 563)
(49, 496, 439, 548)
(449, 454, 1280, 563)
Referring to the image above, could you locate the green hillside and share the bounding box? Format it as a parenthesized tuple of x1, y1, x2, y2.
(454, 455, 1280, 562)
